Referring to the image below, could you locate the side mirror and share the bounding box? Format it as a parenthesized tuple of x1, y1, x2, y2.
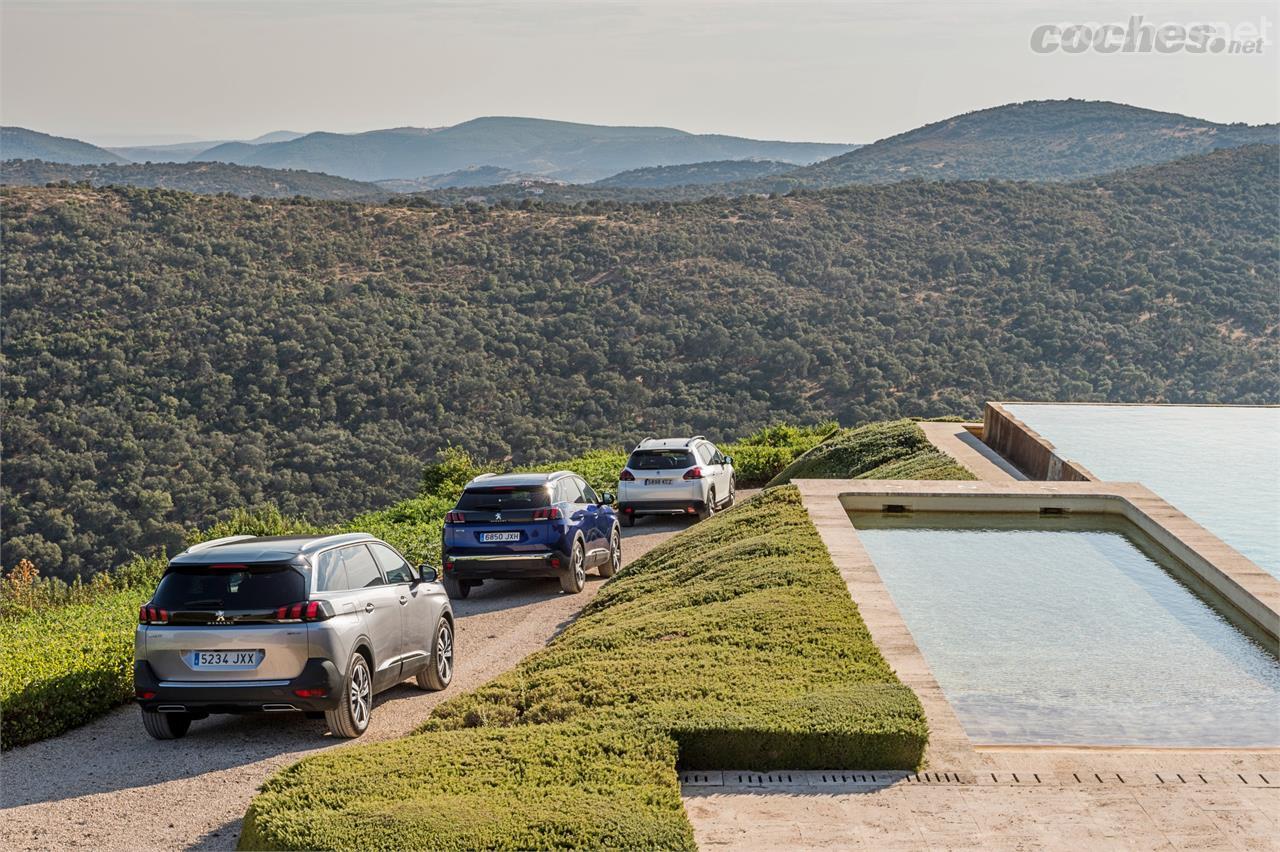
(722, 455, 733, 466)
(599, 491, 616, 506)
(417, 564, 439, 583)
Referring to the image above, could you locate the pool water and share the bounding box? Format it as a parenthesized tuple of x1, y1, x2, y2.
(1002, 404, 1279, 579)
(853, 513, 1280, 747)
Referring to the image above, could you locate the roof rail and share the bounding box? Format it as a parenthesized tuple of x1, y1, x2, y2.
(470, 472, 499, 483)
(182, 534, 256, 555)
(685, 435, 706, 446)
(549, 470, 573, 479)
(635, 435, 656, 449)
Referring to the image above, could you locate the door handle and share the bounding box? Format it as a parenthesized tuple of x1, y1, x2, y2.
(399, 595, 408, 606)
(365, 602, 375, 613)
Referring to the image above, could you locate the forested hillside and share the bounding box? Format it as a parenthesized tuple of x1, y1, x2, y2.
(1, 127, 127, 166)
(3, 145, 1276, 578)
(0, 160, 389, 200)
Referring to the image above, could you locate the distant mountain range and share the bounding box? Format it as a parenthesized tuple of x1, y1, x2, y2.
(109, 131, 306, 163)
(1, 127, 128, 165)
(3, 101, 1275, 201)
(776, 99, 1278, 187)
(188, 117, 855, 182)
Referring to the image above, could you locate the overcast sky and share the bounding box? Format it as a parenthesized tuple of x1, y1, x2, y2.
(2, 0, 1277, 146)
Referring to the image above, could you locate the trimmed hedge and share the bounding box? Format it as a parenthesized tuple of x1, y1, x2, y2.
(767, 419, 974, 486)
(239, 486, 930, 850)
(240, 724, 694, 851)
(0, 588, 149, 748)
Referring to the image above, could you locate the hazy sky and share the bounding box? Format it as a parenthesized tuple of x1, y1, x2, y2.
(3, 0, 1277, 146)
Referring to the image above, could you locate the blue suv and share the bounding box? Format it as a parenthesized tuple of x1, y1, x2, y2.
(441, 471, 621, 598)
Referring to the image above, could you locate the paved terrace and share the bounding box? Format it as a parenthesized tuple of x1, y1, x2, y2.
(680, 478, 1279, 850)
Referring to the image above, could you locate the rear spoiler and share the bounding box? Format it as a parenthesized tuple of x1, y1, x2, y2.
(180, 535, 256, 556)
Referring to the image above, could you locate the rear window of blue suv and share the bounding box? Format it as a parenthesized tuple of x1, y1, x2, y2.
(456, 486, 551, 510)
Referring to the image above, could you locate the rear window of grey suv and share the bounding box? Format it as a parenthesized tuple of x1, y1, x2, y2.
(152, 564, 305, 610)
(628, 450, 693, 470)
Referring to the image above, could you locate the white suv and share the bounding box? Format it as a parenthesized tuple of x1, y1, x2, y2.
(616, 436, 735, 526)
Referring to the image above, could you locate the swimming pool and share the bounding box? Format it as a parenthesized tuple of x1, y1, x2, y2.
(852, 512, 1280, 747)
(1001, 404, 1279, 580)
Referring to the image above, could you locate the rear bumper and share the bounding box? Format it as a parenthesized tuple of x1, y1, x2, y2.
(443, 549, 567, 580)
(619, 499, 706, 515)
(133, 657, 344, 713)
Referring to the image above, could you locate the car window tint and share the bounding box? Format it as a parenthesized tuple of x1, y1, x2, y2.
(560, 478, 586, 504)
(341, 544, 384, 588)
(579, 479, 599, 504)
(457, 487, 550, 510)
(370, 543, 414, 584)
(628, 450, 693, 470)
(315, 549, 350, 592)
(153, 564, 305, 610)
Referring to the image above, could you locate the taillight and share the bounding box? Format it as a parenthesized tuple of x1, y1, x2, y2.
(273, 600, 332, 622)
(619, 469, 636, 482)
(683, 467, 704, 480)
(139, 605, 169, 625)
(135, 689, 156, 700)
(444, 510, 466, 524)
(293, 688, 327, 699)
(532, 507, 562, 520)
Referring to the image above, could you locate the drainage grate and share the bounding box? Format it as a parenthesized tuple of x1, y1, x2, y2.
(680, 770, 1278, 790)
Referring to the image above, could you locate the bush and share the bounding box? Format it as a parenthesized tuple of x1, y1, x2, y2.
(240, 486, 931, 849)
(1, 587, 149, 748)
(239, 724, 694, 851)
(767, 419, 974, 486)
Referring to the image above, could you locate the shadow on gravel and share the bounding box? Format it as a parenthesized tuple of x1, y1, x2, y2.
(186, 816, 244, 852)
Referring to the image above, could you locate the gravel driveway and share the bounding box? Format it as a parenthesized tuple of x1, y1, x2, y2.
(0, 499, 755, 852)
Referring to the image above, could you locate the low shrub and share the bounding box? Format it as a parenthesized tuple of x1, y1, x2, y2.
(1, 587, 150, 748)
(239, 724, 694, 851)
(767, 419, 974, 486)
(239, 486, 930, 849)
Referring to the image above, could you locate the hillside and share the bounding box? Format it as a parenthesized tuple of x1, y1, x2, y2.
(592, 158, 798, 188)
(109, 131, 307, 163)
(0, 127, 128, 165)
(0, 159, 389, 200)
(2, 145, 1276, 578)
(192, 117, 855, 182)
(778, 99, 1278, 188)
(376, 165, 552, 192)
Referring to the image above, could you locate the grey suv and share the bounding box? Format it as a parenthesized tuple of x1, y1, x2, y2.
(134, 533, 453, 740)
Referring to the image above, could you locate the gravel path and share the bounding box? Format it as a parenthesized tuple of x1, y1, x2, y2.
(0, 500, 754, 852)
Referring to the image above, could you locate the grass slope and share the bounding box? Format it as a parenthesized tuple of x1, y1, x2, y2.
(768, 419, 975, 486)
(240, 486, 930, 850)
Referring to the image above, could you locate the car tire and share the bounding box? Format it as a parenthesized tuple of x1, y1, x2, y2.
(141, 709, 191, 740)
(598, 526, 621, 578)
(621, 512, 635, 528)
(725, 477, 736, 508)
(560, 540, 586, 594)
(443, 574, 470, 599)
(416, 617, 454, 691)
(698, 488, 717, 521)
(325, 652, 372, 739)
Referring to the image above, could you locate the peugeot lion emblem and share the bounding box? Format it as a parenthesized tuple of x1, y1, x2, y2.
(494, 512, 502, 521)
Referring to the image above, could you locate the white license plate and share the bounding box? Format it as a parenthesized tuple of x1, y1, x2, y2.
(481, 531, 521, 542)
(192, 650, 260, 668)
(644, 478, 673, 486)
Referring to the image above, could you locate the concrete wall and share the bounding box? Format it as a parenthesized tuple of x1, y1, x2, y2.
(981, 402, 1095, 482)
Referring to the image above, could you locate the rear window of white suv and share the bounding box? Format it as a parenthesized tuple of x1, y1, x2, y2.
(628, 450, 694, 470)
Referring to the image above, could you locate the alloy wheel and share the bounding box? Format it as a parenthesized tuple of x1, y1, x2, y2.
(349, 659, 371, 728)
(436, 621, 454, 683)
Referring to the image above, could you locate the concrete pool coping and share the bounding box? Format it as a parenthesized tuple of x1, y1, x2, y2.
(792, 478, 1280, 766)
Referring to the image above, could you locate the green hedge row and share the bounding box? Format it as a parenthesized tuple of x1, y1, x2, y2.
(239, 485, 930, 849)
(0, 588, 150, 748)
(767, 418, 974, 486)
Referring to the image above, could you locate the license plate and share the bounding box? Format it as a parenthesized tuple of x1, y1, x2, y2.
(644, 478, 673, 486)
(192, 650, 260, 668)
(481, 531, 521, 542)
